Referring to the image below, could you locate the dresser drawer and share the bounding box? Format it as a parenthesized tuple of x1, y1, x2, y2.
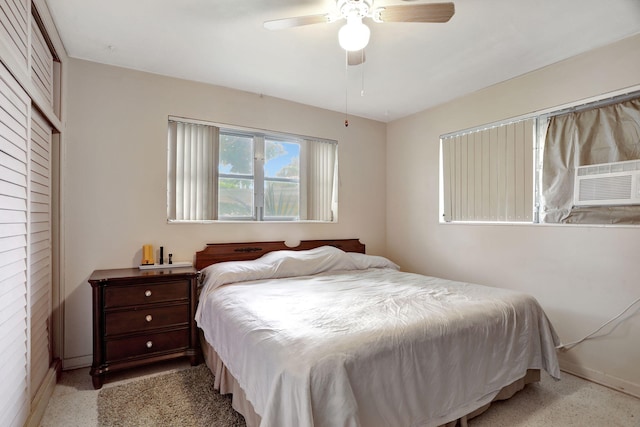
(105, 328, 190, 361)
(105, 304, 189, 336)
(104, 280, 188, 308)
(89, 267, 199, 389)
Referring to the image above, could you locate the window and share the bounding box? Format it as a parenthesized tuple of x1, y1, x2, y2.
(217, 132, 255, 219)
(263, 139, 301, 219)
(441, 90, 640, 225)
(168, 118, 338, 222)
(441, 118, 535, 223)
(217, 132, 302, 220)
(540, 96, 640, 224)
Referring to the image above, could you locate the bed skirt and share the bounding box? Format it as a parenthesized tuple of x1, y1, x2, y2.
(201, 336, 540, 427)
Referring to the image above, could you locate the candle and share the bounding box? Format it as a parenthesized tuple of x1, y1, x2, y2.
(142, 244, 154, 265)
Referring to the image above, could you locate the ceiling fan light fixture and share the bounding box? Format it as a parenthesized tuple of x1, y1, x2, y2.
(338, 15, 370, 51)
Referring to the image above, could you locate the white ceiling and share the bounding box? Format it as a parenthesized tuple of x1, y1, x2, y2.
(45, 0, 640, 122)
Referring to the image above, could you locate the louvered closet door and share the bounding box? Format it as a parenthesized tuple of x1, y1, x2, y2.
(29, 108, 52, 399)
(30, 13, 54, 107)
(0, 0, 29, 70)
(0, 62, 30, 427)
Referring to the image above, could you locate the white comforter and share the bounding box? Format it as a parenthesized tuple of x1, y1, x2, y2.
(196, 247, 560, 427)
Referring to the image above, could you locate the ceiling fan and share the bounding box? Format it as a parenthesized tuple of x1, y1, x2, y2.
(264, 0, 455, 65)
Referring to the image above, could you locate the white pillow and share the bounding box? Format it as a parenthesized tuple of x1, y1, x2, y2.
(348, 252, 400, 270)
(259, 245, 358, 277)
(199, 246, 357, 295)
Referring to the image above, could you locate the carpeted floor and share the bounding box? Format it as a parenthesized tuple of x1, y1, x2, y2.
(97, 364, 245, 427)
(42, 361, 640, 427)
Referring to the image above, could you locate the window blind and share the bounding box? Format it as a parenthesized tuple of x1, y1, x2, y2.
(29, 108, 52, 400)
(0, 61, 30, 427)
(168, 118, 338, 222)
(168, 121, 218, 221)
(442, 118, 534, 222)
(306, 139, 338, 222)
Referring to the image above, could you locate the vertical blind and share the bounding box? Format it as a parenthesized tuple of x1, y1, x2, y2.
(0, 62, 30, 427)
(306, 139, 338, 222)
(168, 121, 218, 221)
(168, 119, 338, 222)
(442, 118, 535, 222)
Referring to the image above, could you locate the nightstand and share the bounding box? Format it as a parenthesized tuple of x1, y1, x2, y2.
(88, 266, 200, 389)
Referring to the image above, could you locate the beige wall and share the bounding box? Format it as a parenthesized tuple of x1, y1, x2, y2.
(62, 59, 387, 367)
(387, 34, 640, 397)
(63, 35, 640, 395)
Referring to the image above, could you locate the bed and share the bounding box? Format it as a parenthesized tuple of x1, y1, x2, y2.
(194, 239, 560, 427)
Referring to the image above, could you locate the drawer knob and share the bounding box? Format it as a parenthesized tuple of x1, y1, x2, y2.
(145, 314, 153, 322)
(144, 290, 152, 297)
(146, 341, 153, 348)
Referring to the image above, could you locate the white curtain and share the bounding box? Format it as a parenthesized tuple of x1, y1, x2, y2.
(168, 121, 218, 220)
(306, 139, 338, 221)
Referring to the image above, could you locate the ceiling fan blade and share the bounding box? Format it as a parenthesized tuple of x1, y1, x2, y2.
(264, 14, 331, 30)
(347, 49, 366, 66)
(378, 2, 455, 23)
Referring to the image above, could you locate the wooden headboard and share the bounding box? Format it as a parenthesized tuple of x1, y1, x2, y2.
(195, 239, 365, 270)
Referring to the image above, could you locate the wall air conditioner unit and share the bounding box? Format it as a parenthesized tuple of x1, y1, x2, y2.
(574, 159, 640, 207)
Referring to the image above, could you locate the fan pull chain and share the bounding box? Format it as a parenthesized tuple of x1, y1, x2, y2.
(344, 51, 349, 127)
(361, 50, 365, 97)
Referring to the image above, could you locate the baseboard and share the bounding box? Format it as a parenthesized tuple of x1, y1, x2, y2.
(25, 358, 62, 427)
(63, 354, 92, 370)
(560, 359, 640, 399)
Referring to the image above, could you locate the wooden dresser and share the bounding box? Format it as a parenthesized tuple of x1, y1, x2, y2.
(88, 267, 200, 389)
